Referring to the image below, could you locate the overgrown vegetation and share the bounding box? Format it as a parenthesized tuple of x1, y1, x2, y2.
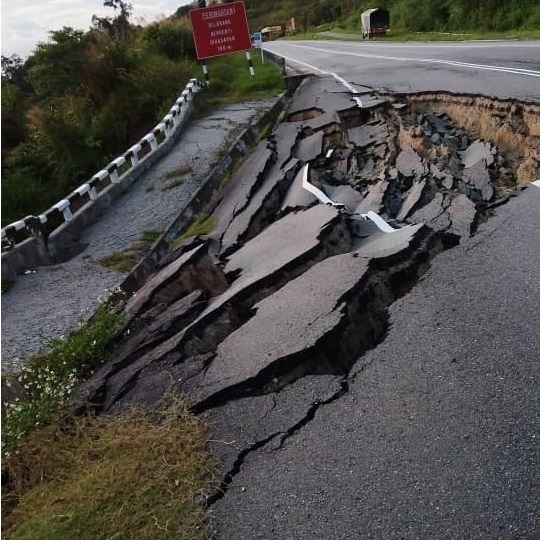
(1, 2, 284, 228)
(1, 289, 215, 539)
(1, 304, 123, 457)
(2, 400, 215, 540)
(1, 9, 197, 226)
(242, 0, 540, 35)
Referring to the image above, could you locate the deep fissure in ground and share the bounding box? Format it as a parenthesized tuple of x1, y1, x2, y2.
(85, 91, 534, 414)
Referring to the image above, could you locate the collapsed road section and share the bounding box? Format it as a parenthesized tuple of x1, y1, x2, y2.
(81, 75, 533, 410)
(79, 75, 539, 537)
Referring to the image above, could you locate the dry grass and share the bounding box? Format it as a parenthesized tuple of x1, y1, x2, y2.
(2, 400, 216, 540)
(161, 165, 194, 191)
(164, 164, 193, 179)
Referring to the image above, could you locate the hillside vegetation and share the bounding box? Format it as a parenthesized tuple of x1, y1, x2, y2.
(0, 1, 282, 227)
(1, 0, 538, 226)
(241, 0, 540, 34)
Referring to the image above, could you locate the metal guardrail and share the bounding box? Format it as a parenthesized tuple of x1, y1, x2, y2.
(1, 78, 204, 278)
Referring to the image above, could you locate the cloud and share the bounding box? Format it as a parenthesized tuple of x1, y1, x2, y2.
(1, 0, 194, 58)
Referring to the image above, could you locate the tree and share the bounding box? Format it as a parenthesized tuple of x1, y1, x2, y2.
(27, 28, 91, 98)
(1, 79, 28, 151)
(92, 0, 132, 40)
(1, 55, 32, 91)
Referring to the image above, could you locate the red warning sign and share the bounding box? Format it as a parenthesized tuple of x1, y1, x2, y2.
(189, 1, 252, 60)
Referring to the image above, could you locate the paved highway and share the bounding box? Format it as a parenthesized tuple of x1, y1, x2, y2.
(202, 40, 540, 538)
(265, 39, 540, 102)
(210, 184, 540, 539)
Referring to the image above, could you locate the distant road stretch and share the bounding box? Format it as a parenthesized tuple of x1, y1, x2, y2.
(265, 40, 540, 102)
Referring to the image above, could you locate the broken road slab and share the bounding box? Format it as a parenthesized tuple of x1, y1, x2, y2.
(192, 223, 429, 411)
(209, 185, 540, 540)
(286, 76, 357, 117)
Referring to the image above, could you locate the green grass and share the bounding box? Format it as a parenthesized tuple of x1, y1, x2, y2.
(198, 51, 284, 108)
(169, 214, 218, 251)
(218, 172, 232, 190)
(2, 400, 215, 540)
(1, 304, 124, 458)
(311, 26, 540, 41)
(99, 230, 163, 272)
(139, 229, 161, 243)
(98, 251, 138, 272)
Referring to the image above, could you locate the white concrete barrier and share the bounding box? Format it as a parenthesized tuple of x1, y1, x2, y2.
(1, 79, 204, 274)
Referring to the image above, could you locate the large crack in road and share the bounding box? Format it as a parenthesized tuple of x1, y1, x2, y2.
(77, 75, 539, 537)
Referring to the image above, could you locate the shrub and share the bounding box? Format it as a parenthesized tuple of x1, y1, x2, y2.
(1, 305, 123, 458)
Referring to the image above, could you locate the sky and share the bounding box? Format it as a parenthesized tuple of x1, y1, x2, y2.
(1, 0, 194, 59)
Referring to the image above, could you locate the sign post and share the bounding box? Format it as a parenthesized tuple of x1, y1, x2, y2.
(252, 31, 263, 63)
(189, 1, 253, 80)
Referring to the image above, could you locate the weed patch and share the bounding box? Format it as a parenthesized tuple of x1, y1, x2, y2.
(198, 52, 284, 109)
(169, 214, 217, 250)
(139, 229, 161, 244)
(99, 230, 163, 272)
(219, 172, 232, 190)
(1, 305, 124, 457)
(2, 400, 215, 540)
(161, 165, 193, 191)
(98, 251, 138, 272)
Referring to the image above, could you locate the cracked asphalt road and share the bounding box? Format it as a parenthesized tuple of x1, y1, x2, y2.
(206, 185, 540, 539)
(9, 69, 537, 538)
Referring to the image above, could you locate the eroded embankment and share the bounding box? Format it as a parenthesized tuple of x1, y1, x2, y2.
(385, 92, 539, 186)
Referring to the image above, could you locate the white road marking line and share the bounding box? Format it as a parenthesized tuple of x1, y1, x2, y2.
(275, 43, 540, 77)
(270, 51, 366, 105)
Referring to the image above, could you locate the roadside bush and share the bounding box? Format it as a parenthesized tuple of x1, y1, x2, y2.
(143, 19, 196, 61)
(1, 304, 123, 458)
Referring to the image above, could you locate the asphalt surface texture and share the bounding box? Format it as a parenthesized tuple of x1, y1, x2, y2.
(208, 185, 540, 539)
